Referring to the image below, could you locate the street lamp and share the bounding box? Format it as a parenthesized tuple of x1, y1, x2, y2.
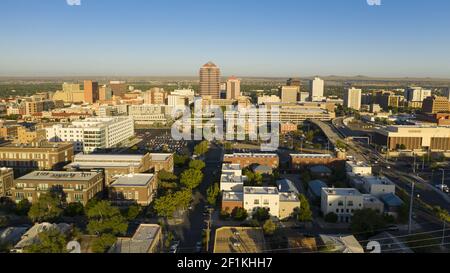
(408, 180, 415, 235)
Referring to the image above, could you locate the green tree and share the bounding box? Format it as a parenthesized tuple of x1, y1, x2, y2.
(15, 199, 31, 216)
(194, 140, 209, 156)
(158, 170, 178, 182)
(325, 212, 338, 223)
(253, 208, 270, 222)
(174, 154, 189, 167)
(91, 234, 117, 253)
(231, 207, 248, 221)
(126, 205, 141, 220)
(305, 131, 315, 142)
(350, 209, 387, 237)
(86, 201, 128, 236)
(297, 194, 313, 222)
(64, 202, 85, 217)
(24, 228, 68, 253)
(189, 160, 206, 170)
(263, 219, 277, 236)
(180, 169, 204, 189)
(153, 190, 192, 218)
(28, 192, 64, 223)
(206, 183, 220, 206)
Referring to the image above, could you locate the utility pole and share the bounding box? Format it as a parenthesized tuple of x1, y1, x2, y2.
(442, 219, 447, 249)
(205, 208, 214, 253)
(408, 181, 415, 234)
(413, 153, 416, 174)
(442, 169, 445, 190)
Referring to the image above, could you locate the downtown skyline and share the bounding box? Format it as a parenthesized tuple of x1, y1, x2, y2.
(1, 0, 450, 78)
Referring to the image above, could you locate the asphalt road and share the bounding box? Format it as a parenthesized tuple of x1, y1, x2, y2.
(173, 142, 224, 253)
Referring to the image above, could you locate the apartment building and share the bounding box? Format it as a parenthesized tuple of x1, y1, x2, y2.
(12, 171, 104, 205)
(220, 173, 245, 192)
(344, 88, 362, 111)
(45, 117, 134, 153)
(0, 142, 74, 174)
(321, 188, 364, 223)
(345, 161, 372, 176)
(0, 168, 13, 197)
(280, 86, 299, 104)
(109, 174, 157, 206)
(422, 96, 450, 114)
(223, 153, 279, 169)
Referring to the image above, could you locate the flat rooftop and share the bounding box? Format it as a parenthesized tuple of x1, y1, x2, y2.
(150, 153, 173, 161)
(109, 224, 160, 253)
(291, 153, 334, 158)
(222, 191, 244, 202)
(322, 188, 362, 196)
(221, 174, 245, 183)
(224, 153, 278, 158)
(73, 154, 145, 162)
(111, 174, 155, 187)
(244, 187, 279, 195)
(279, 192, 300, 202)
(222, 163, 242, 171)
(16, 171, 100, 181)
(214, 227, 266, 253)
(363, 176, 394, 186)
(346, 161, 371, 168)
(0, 142, 72, 149)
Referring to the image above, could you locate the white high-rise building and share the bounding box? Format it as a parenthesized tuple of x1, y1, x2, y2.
(344, 88, 362, 111)
(168, 95, 188, 107)
(310, 77, 325, 102)
(404, 87, 432, 102)
(45, 117, 134, 153)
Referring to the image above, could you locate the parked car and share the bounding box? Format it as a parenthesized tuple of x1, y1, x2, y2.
(169, 241, 180, 253)
(195, 241, 203, 253)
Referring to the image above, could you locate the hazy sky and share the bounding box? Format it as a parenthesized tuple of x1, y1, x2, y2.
(1, 0, 450, 78)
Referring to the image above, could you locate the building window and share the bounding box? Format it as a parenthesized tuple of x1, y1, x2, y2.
(254, 200, 260, 205)
(338, 201, 344, 206)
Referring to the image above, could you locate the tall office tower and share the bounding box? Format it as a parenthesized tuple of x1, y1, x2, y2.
(310, 77, 324, 102)
(99, 85, 113, 101)
(280, 86, 300, 103)
(144, 88, 167, 104)
(110, 81, 128, 98)
(404, 86, 432, 102)
(344, 87, 362, 111)
(84, 80, 99, 104)
(226, 76, 241, 100)
(443, 87, 450, 102)
(199, 62, 221, 99)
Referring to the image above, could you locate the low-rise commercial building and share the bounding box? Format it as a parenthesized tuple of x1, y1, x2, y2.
(221, 191, 244, 212)
(223, 153, 279, 169)
(374, 125, 450, 151)
(12, 171, 103, 205)
(109, 224, 162, 253)
(290, 153, 342, 169)
(321, 188, 364, 223)
(243, 187, 280, 218)
(361, 176, 396, 198)
(109, 174, 157, 206)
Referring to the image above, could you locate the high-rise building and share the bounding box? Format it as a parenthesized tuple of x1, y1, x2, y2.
(99, 85, 113, 101)
(280, 86, 299, 103)
(143, 88, 167, 105)
(344, 88, 362, 111)
(199, 62, 221, 99)
(404, 87, 432, 102)
(310, 77, 324, 102)
(110, 81, 128, 98)
(444, 88, 450, 102)
(84, 80, 99, 104)
(226, 76, 241, 100)
(45, 117, 135, 153)
(422, 96, 450, 114)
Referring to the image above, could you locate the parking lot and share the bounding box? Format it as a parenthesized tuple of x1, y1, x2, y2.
(135, 129, 192, 154)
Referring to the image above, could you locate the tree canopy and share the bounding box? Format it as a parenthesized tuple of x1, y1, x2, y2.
(24, 228, 68, 253)
(189, 160, 206, 170)
(86, 201, 128, 236)
(350, 209, 387, 237)
(28, 191, 64, 223)
(297, 194, 313, 222)
(180, 168, 204, 189)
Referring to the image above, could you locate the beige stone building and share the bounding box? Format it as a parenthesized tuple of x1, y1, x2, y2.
(12, 171, 104, 205)
(0, 168, 14, 197)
